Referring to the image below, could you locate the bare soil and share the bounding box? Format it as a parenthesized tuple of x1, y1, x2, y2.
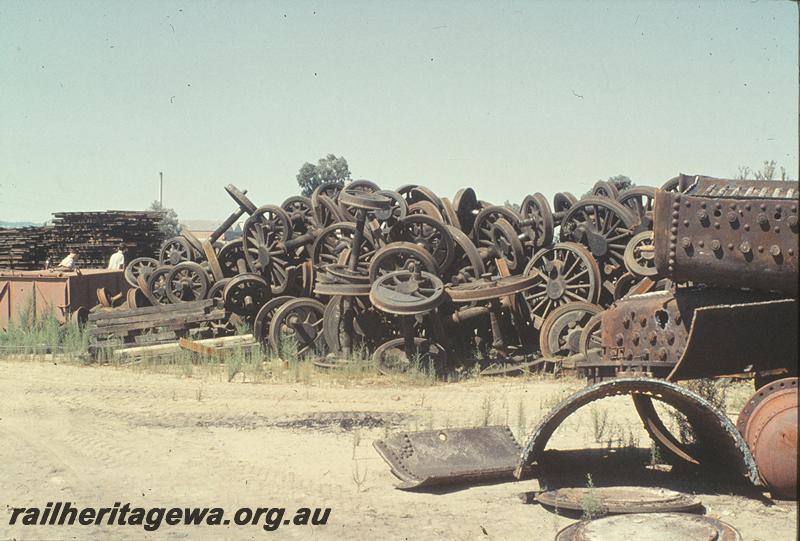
(0, 360, 795, 540)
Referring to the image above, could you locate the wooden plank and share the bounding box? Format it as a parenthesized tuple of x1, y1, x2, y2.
(113, 334, 255, 358)
(88, 310, 226, 337)
(88, 299, 214, 322)
(90, 303, 212, 327)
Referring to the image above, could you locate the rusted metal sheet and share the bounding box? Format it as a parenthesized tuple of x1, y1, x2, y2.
(670, 173, 799, 200)
(653, 183, 798, 294)
(737, 377, 797, 499)
(373, 426, 520, 490)
(0, 269, 129, 330)
(667, 297, 797, 381)
(514, 378, 760, 486)
(587, 287, 787, 381)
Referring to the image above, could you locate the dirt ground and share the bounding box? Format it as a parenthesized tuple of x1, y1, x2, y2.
(0, 359, 796, 540)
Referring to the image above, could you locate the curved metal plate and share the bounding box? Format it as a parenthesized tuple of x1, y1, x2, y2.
(514, 378, 760, 486)
(373, 426, 520, 490)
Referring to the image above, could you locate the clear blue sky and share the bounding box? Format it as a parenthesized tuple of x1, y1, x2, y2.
(1, 0, 797, 223)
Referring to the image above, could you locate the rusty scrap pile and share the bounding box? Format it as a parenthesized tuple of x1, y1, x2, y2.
(0, 226, 51, 270)
(97, 178, 677, 373)
(48, 211, 165, 267)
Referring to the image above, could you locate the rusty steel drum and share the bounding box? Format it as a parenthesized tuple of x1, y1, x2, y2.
(737, 377, 798, 499)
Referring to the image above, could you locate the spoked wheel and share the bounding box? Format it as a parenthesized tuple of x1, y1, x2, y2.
(370, 190, 408, 238)
(282, 195, 316, 232)
(311, 222, 378, 275)
(165, 262, 210, 303)
(370, 270, 445, 315)
(618, 186, 656, 232)
(373, 337, 447, 376)
(207, 278, 231, 303)
(217, 239, 249, 278)
(223, 273, 271, 320)
(160, 237, 194, 265)
(539, 301, 603, 358)
(521, 242, 601, 329)
(489, 218, 527, 273)
(368, 242, 439, 283)
(312, 194, 345, 228)
(407, 200, 444, 222)
(442, 225, 485, 286)
(578, 312, 605, 361)
(310, 181, 344, 207)
(520, 193, 554, 249)
(253, 296, 294, 350)
(242, 205, 294, 294)
(624, 231, 658, 277)
(553, 192, 578, 215)
(146, 266, 173, 305)
(559, 197, 638, 280)
(124, 257, 159, 288)
(389, 214, 455, 272)
(322, 295, 388, 354)
(440, 197, 461, 229)
(268, 298, 326, 358)
(591, 180, 619, 199)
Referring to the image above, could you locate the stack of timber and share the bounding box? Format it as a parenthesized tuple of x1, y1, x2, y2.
(49, 211, 165, 267)
(0, 226, 52, 269)
(87, 299, 227, 355)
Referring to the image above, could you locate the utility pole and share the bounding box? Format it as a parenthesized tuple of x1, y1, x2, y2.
(159, 172, 163, 206)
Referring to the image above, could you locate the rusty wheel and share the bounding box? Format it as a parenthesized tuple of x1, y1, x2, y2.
(126, 287, 150, 309)
(217, 239, 248, 277)
(146, 266, 173, 305)
(446, 274, 538, 303)
(370, 270, 445, 315)
(489, 217, 527, 273)
(224, 184, 257, 214)
(253, 295, 294, 349)
(159, 236, 194, 265)
(165, 261, 210, 303)
(373, 337, 447, 376)
(453, 187, 480, 234)
(440, 197, 461, 229)
(368, 242, 439, 283)
(472, 205, 521, 247)
(520, 193, 554, 248)
(592, 180, 619, 199)
(242, 205, 294, 294)
(389, 214, 455, 273)
(312, 194, 345, 228)
(624, 231, 657, 277)
(269, 298, 326, 358)
(207, 277, 230, 303)
(522, 243, 601, 329)
(311, 222, 378, 275)
(223, 273, 270, 319)
(559, 197, 637, 280)
(553, 192, 578, 214)
(282, 195, 316, 232)
(408, 200, 444, 222)
(618, 186, 656, 232)
(539, 301, 603, 358)
(124, 257, 159, 288)
(443, 225, 485, 286)
(322, 295, 388, 354)
(578, 312, 604, 360)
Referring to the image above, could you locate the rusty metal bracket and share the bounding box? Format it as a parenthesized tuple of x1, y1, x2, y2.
(514, 378, 760, 486)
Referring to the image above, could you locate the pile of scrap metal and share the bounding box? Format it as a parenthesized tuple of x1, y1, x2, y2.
(105, 178, 674, 372)
(374, 176, 797, 507)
